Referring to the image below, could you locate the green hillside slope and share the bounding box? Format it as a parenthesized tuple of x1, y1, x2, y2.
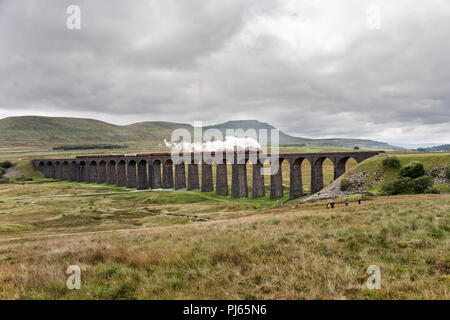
(304, 153, 450, 201)
(0, 116, 396, 149)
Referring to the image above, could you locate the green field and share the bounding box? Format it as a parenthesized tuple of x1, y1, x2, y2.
(0, 151, 448, 299)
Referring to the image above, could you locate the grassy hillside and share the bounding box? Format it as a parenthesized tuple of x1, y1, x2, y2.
(302, 153, 450, 202)
(0, 154, 448, 299)
(350, 153, 450, 194)
(0, 116, 193, 146)
(0, 181, 448, 299)
(0, 116, 396, 149)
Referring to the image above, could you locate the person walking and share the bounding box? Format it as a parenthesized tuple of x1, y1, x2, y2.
(358, 198, 361, 205)
(331, 201, 335, 209)
(326, 202, 330, 209)
(345, 199, 349, 207)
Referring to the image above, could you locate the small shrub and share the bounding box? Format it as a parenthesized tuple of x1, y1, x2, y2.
(382, 177, 413, 195)
(446, 166, 450, 181)
(411, 176, 433, 194)
(340, 178, 351, 191)
(0, 177, 9, 184)
(399, 161, 425, 179)
(382, 156, 401, 169)
(428, 187, 440, 194)
(0, 161, 13, 169)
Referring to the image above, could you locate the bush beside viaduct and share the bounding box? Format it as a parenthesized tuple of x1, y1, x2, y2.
(32, 151, 381, 199)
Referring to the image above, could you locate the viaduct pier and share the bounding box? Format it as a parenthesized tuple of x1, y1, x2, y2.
(32, 151, 381, 199)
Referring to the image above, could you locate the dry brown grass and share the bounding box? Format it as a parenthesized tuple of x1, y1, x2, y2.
(0, 191, 448, 299)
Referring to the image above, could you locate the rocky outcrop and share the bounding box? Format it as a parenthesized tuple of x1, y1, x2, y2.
(428, 167, 447, 184)
(302, 170, 380, 202)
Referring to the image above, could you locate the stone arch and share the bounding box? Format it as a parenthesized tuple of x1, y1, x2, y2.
(79, 161, 87, 182)
(250, 159, 265, 198)
(334, 156, 358, 179)
(270, 157, 288, 199)
(290, 157, 308, 199)
(215, 159, 228, 196)
(98, 161, 107, 183)
(151, 159, 162, 189)
(45, 161, 55, 178)
(231, 157, 249, 198)
(311, 156, 334, 194)
(70, 161, 77, 181)
(163, 159, 174, 189)
(137, 160, 149, 190)
(62, 161, 70, 180)
(127, 160, 137, 188)
(106, 160, 117, 185)
(187, 159, 199, 190)
(54, 161, 62, 180)
(117, 160, 127, 186)
(174, 161, 187, 190)
(201, 159, 213, 192)
(88, 161, 97, 183)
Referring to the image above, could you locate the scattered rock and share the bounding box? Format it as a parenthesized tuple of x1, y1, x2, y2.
(427, 167, 447, 184)
(302, 170, 381, 202)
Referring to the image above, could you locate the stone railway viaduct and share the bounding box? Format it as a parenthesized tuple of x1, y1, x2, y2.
(32, 151, 381, 199)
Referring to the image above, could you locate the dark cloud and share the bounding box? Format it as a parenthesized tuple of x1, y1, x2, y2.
(0, 0, 449, 145)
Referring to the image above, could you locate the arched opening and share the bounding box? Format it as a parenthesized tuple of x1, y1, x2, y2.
(290, 157, 306, 199)
(152, 160, 162, 189)
(89, 161, 97, 183)
(44, 161, 54, 178)
(62, 161, 70, 180)
(138, 160, 148, 190)
(187, 159, 199, 190)
(98, 161, 107, 183)
(262, 158, 271, 194)
(70, 161, 77, 181)
(55, 161, 61, 180)
(38, 162, 45, 177)
(117, 160, 127, 186)
(201, 159, 213, 192)
(79, 161, 87, 182)
(127, 160, 137, 188)
(174, 160, 186, 190)
(106, 160, 116, 185)
(300, 158, 312, 195)
(163, 159, 174, 189)
(335, 156, 358, 179)
(311, 157, 333, 194)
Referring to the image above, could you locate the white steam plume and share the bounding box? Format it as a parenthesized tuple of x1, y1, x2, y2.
(164, 136, 261, 152)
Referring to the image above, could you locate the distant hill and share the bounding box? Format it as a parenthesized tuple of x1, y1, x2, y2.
(415, 144, 450, 152)
(205, 120, 397, 149)
(0, 116, 397, 149)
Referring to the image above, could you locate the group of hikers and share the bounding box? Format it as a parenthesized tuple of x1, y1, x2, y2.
(326, 198, 361, 209)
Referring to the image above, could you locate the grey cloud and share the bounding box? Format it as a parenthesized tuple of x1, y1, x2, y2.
(0, 0, 449, 144)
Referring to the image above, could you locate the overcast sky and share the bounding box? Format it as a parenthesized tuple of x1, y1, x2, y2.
(0, 0, 449, 147)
